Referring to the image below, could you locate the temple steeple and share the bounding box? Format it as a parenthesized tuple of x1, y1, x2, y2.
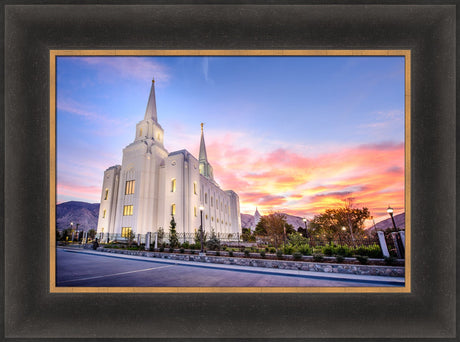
(144, 78, 158, 122)
(199, 123, 214, 180)
(199, 123, 208, 163)
(134, 78, 164, 146)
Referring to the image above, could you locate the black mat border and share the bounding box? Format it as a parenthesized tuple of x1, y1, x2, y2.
(3, 2, 457, 341)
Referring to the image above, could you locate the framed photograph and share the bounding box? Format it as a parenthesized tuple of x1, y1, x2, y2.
(51, 50, 409, 294)
(3, 2, 456, 340)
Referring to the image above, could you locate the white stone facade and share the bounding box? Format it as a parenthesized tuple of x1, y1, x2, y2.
(96, 80, 241, 240)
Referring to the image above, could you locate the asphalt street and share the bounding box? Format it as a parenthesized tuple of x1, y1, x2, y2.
(56, 248, 404, 287)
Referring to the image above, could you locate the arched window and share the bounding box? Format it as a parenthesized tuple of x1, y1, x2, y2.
(194, 206, 197, 217)
(139, 128, 143, 137)
(104, 189, 109, 200)
(102, 209, 106, 218)
(193, 182, 197, 195)
(171, 204, 176, 215)
(205, 193, 208, 204)
(171, 179, 176, 192)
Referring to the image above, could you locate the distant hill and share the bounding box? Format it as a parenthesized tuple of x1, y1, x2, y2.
(56, 201, 100, 231)
(241, 212, 306, 230)
(56, 201, 310, 233)
(241, 213, 255, 229)
(367, 213, 405, 231)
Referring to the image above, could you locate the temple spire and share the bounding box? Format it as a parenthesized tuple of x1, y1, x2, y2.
(199, 123, 214, 180)
(199, 123, 208, 163)
(144, 78, 158, 122)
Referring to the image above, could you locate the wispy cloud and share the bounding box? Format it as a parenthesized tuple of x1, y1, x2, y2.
(78, 57, 171, 84)
(57, 97, 132, 137)
(202, 57, 211, 83)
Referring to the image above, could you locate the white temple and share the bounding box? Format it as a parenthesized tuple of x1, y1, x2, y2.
(96, 79, 241, 240)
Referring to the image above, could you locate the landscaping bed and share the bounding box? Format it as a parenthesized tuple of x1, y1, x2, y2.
(77, 244, 405, 277)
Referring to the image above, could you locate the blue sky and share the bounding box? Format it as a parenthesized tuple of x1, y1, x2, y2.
(56, 55, 405, 219)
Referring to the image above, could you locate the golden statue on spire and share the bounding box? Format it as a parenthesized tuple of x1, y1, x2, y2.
(201, 123, 204, 133)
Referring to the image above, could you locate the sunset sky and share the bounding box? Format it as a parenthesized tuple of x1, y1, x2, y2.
(56, 56, 405, 222)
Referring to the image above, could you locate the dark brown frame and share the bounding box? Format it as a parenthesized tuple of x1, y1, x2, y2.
(3, 2, 456, 340)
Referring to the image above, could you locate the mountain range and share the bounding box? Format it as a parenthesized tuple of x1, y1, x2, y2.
(56, 201, 100, 231)
(56, 201, 308, 231)
(367, 212, 405, 231)
(56, 201, 404, 232)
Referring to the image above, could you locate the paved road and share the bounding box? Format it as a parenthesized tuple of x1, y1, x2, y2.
(56, 248, 403, 287)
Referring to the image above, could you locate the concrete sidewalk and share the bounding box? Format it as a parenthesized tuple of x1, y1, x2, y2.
(58, 247, 405, 286)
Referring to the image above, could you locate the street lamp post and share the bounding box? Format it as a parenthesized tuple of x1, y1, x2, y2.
(387, 206, 398, 232)
(199, 206, 204, 253)
(387, 205, 404, 258)
(339, 226, 346, 245)
(302, 218, 308, 238)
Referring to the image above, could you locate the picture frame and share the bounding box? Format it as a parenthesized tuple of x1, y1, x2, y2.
(3, 2, 456, 340)
(50, 49, 410, 294)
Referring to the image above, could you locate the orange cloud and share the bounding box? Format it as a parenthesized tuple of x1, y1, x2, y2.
(206, 138, 404, 221)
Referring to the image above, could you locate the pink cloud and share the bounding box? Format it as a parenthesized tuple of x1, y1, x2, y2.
(204, 137, 404, 220)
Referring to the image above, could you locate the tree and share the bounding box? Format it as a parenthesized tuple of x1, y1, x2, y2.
(255, 212, 288, 248)
(241, 228, 255, 242)
(254, 219, 267, 237)
(206, 229, 221, 250)
(87, 229, 96, 240)
(194, 229, 207, 248)
(157, 227, 165, 244)
(126, 230, 135, 246)
(309, 198, 370, 244)
(169, 215, 179, 248)
(287, 232, 309, 246)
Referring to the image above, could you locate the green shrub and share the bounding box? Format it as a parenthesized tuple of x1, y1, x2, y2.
(276, 249, 283, 259)
(228, 250, 234, 257)
(269, 247, 276, 253)
(321, 244, 334, 256)
(313, 253, 324, 262)
(181, 241, 190, 249)
(335, 255, 345, 263)
(298, 244, 312, 256)
(260, 250, 266, 258)
(169, 247, 174, 253)
(293, 252, 303, 261)
(222, 246, 227, 251)
(190, 250, 195, 254)
(282, 244, 294, 255)
(244, 250, 250, 257)
(335, 245, 352, 257)
(179, 248, 185, 253)
(206, 231, 221, 250)
(355, 255, 369, 265)
(353, 244, 382, 258)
